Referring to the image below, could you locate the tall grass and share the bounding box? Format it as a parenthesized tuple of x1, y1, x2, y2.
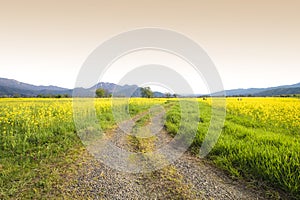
(164, 98, 300, 198)
(0, 98, 166, 198)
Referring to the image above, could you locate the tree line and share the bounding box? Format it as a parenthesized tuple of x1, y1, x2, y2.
(96, 87, 178, 98)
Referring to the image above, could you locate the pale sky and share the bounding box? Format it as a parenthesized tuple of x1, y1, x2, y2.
(0, 0, 299, 93)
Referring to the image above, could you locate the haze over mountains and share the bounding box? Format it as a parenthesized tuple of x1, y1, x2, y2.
(0, 77, 299, 97)
(0, 77, 165, 97)
(222, 82, 300, 97)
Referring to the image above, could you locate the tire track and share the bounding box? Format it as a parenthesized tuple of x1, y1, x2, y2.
(66, 106, 273, 199)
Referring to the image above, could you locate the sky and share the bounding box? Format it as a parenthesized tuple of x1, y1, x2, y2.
(0, 0, 299, 93)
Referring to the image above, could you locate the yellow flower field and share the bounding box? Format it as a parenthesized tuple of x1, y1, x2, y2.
(225, 97, 300, 134)
(0, 97, 299, 198)
(0, 98, 167, 198)
(199, 97, 300, 134)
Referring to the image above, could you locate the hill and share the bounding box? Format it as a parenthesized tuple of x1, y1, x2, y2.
(223, 82, 300, 97)
(1, 77, 299, 97)
(0, 78, 72, 97)
(0, 77, 164, 97)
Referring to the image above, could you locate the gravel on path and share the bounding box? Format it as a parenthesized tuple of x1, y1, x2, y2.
(65, 110, 282, 199)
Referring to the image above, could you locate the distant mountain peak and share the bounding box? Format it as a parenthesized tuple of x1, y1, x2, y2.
(0, 77, 165, 97)
(221, 82, 300, 97)
(0, 77, 299, 97)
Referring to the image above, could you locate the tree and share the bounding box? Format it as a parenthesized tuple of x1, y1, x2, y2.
(165, 92, 172, 98)
(13, 93, 21, 98)
(141, 87, 153, 98)
(96, 88, 106, 98)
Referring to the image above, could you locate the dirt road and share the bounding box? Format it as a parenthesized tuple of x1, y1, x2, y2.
(64, 110, 276, 199)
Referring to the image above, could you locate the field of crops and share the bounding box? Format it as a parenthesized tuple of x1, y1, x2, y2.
(0, 98, 166, 198)
(0, 97, 299, 198)
(222, 98, 300, 196)
(165, 97, 300, 198)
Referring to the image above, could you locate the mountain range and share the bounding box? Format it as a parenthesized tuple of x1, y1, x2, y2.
(222, 82, 300, 97)
(0, 77, 299, 97)
(0, 77, 165, 97)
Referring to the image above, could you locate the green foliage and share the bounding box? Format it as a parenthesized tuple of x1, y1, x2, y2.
(95, 88, 107, 98)
(0, 98, 161, 198)
(141, 87, 153, 98)
(36, 94, 71, 98)
(165, 107, 181, 136)
(164, 100, 300, 198)
(165, 92, 172, 98)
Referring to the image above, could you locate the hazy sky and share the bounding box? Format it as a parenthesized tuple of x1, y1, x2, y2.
(0, 0, 299, 93)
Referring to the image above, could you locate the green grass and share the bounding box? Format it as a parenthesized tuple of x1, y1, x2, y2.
(2, 97, 299, 198)
(0, 98, 162, 199)
(127, 104, 194, 199)
(164, 99, 300, 199)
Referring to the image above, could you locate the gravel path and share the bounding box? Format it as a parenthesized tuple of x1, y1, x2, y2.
(66, 110, 278, 199)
